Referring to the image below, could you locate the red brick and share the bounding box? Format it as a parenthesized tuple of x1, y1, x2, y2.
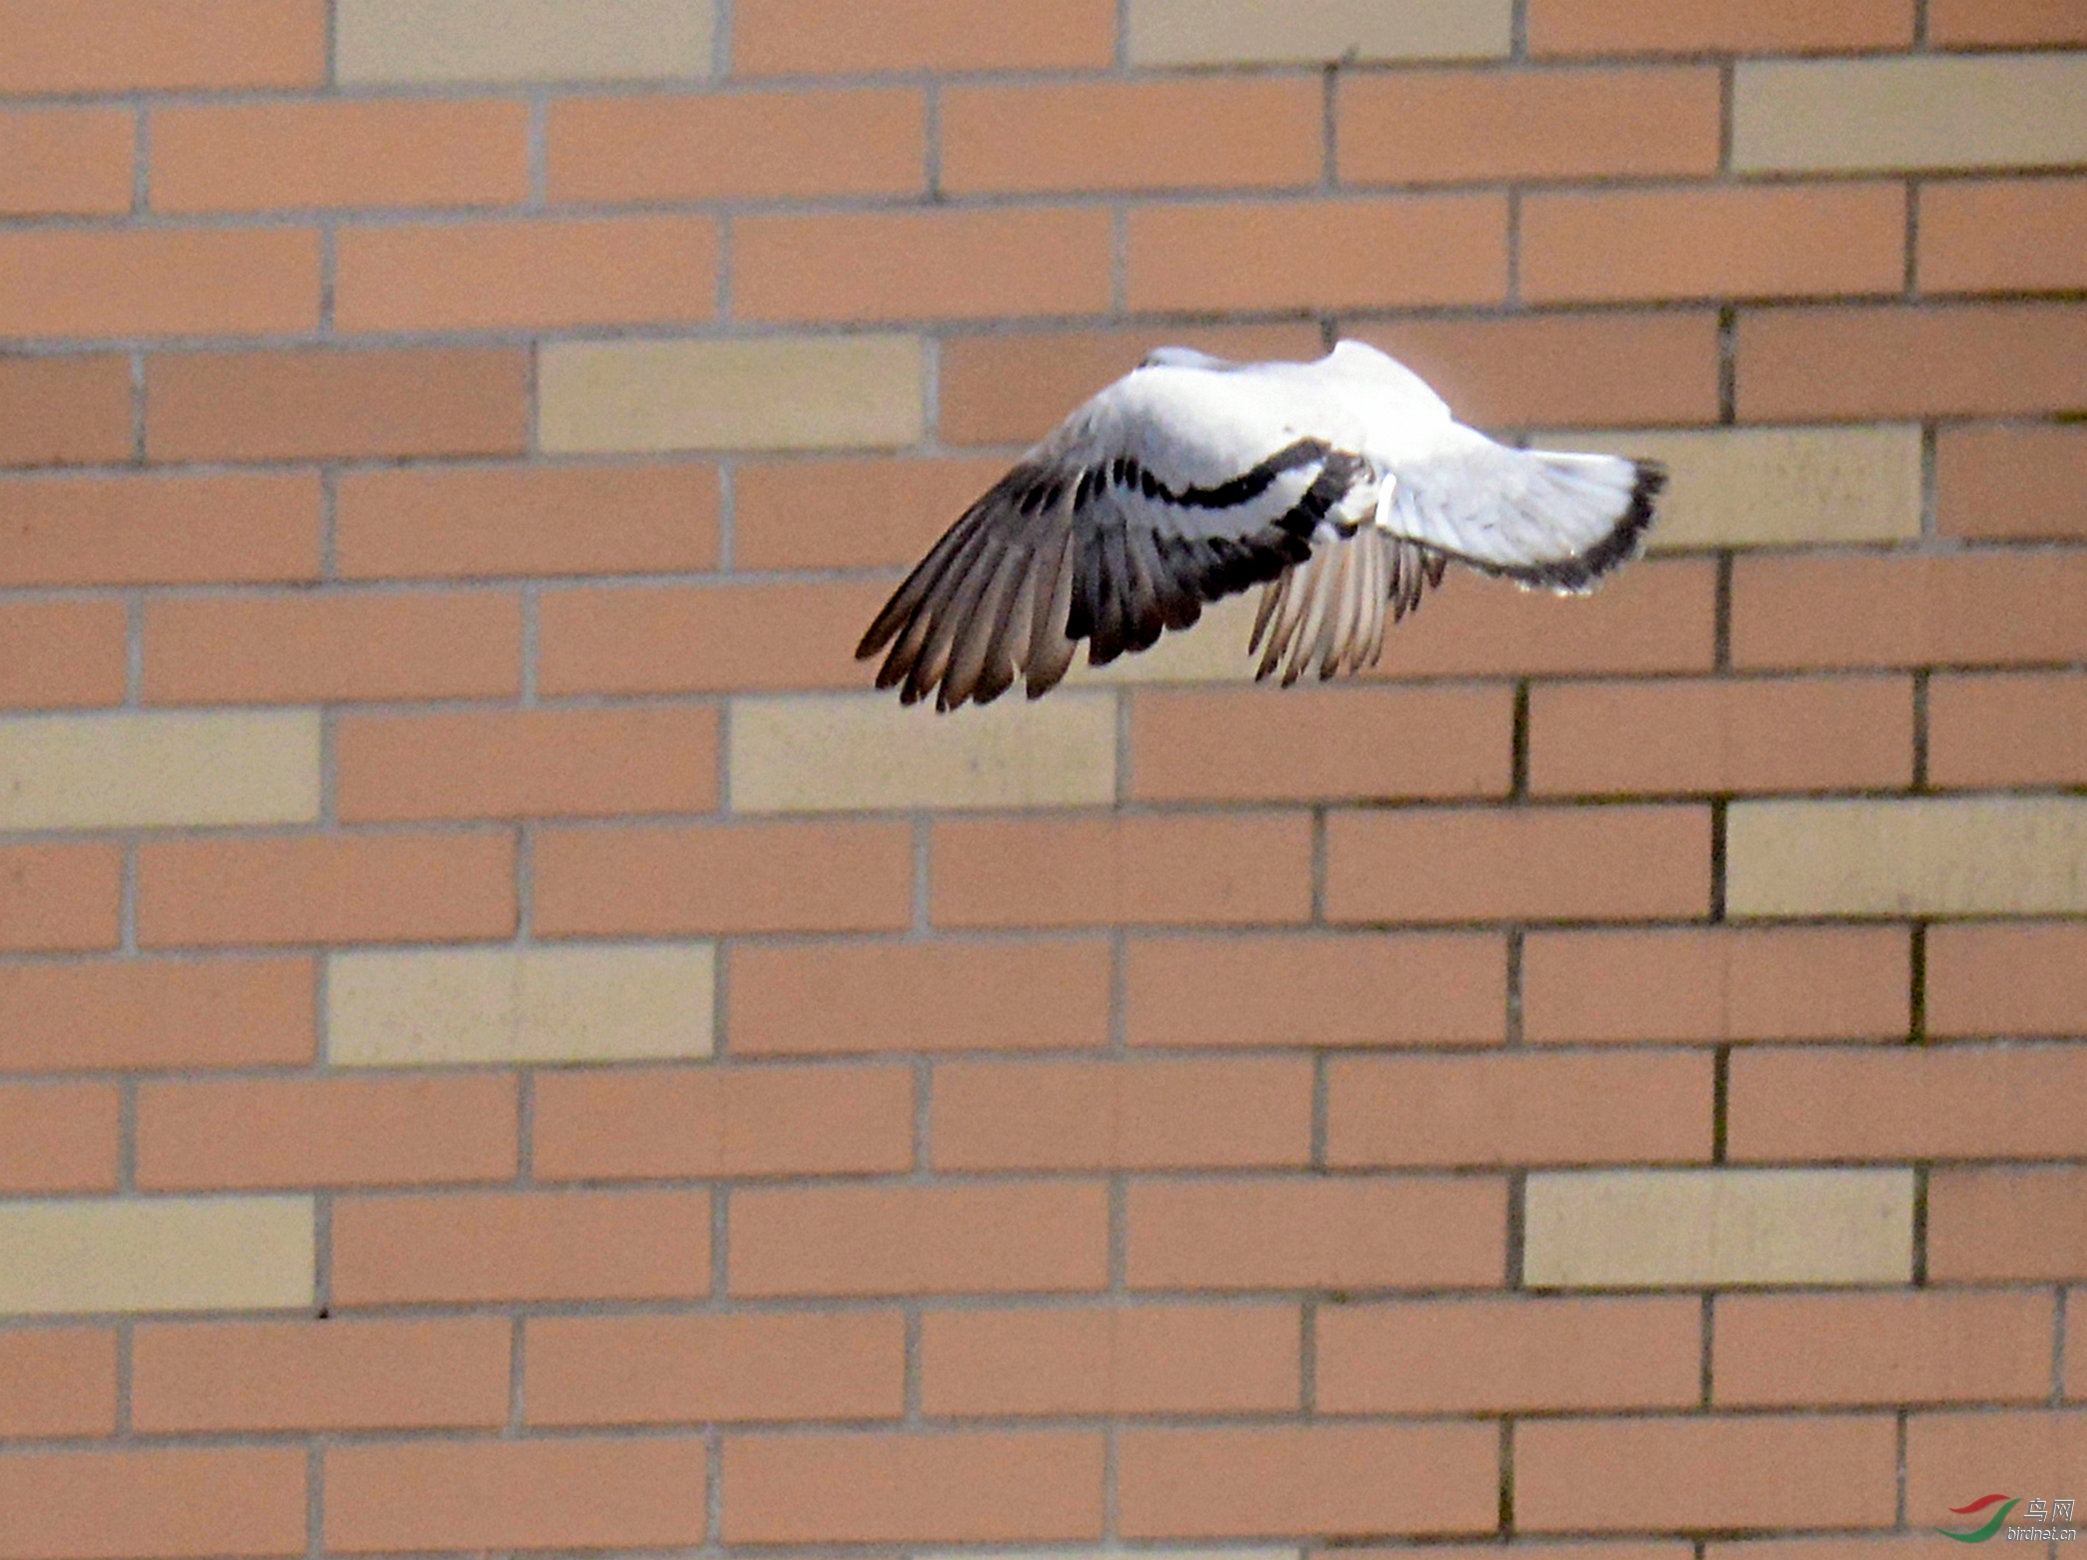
(1929, 923, 2087, 1039)
(932, 1056, 1314, 1171)
(1906, 1411, 2087, 1526)
(534, 820, 911, 938)
(1131, 684, 1512, 802)
(0, 957, 313, 1073)
(1927, 1167, 2087, 1281)
(0, 1, 324, 92)
(1355, 311, 1723, 427)
(0, 227, 316, 340)
(1518, 1415, 1900, 1530)
(337, 707, 716, 822)
(1318, 1295, 1701, 1413)
(1714, 1291, 2054, 1407)
(153, 99, 528, 213)
(1127, 1176, 1506, 1291)
(0, 841, 121, 951)
(0, 1446, 307, 1560)
(920, 1302, 1300, 1417)
(1126, 931, 1507, 1048)
(326, 1437, 707, 1554)
(335, 216, 716, 333)
(733, 453, 1004, 570)
(549, 87, 924, 201)
(1531, 675, 1914, 795)
(532, 1062, 914, 1181)
(143, 588, 520, 704)
(722, 1429, 1105, 1544)
(1929, 0, 2087, 45)
(931, 813, 1314, 929)
(1339, 66, 1719, 183)
(1327, 1050, 1713, 1167)
(945, 77, 1320, 194)
(0, 471, 320, 587)
(1732, 552, 2087, 670)
(0, 106, 132, 216)
(732, 0, 1115, 73)
(147, 347, 529, 462)
(0, 602, 125, 712)
(131, 1317, 510, 1432)
(1117, 1423, 1498, 1538)
(731, 938, 1112, 1055)
(1524, 183, 1907, 304)
(0, 1329, 117, 1439)
(1525, 925, 1910, 1044)
(1929, 671, 2087, 787)
(136, 1074, 517, 1190)
(1128, 195, 1507, 313)
(731, 1182, 1108, 1297)
(1737, 302, 2087, 421)
(1937, 423, 2087, 541)
(331, 1189, 710, 1305)
(0, 1080, 120, 1193)
(527, 1312, 905, 1426)
(1326, 803, 1711, 923)
(0, 355, 131, 468)
(1529, 0, 1913, 53)
(136, 831, 515, 948)
(1921, 177, 2087, 295)
(335, 461, 719, 579)
(938, 323, 1326, 446)
(735, 206, 1112, 322)
(536, 577, 889, 694)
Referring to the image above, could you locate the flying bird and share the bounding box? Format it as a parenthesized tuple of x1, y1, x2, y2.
(858, 339, 1665, 711)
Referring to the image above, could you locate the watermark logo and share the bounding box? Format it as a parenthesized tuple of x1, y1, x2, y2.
(1938, 1495, 2078, 1543)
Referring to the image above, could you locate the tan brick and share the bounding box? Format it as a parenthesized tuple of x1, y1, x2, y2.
(527, 1312, 905, 1426)
(920, 1304, 1300, 1418)
(1714, 1291, 2053, 1408)
(1937, 423, 2087, 542)
(1906, 1411, 2087, 1526)
(1524, 1169, 1914, 1288)
(0, 1328, 116, 1438)
(0, 842, 121, 953)
(1545, 425, 1922, 551)
(1117, 1423, 1498, 1537)
(0, 957, 315, 1074)
(1920, 176, 2087, 295)
(932, 1057, 1313, 1172)
(0, 1081, 119, 1194)
(541, 335, 924, 454)
(1129, 0, 1510, 64)
(1928, 1166, 2087, 1282)
(1930, 672, 2087, 788)
(0, 0, 325, 92)
(1524, 926, 1909, 1045)
(733, 0, 1115, 73)
(1735, 54, 2087, 173)
(0, 471, 320, 588)
(1528, 0, 1914, 54)
(0, 106, 132, 217)
(1929, 922, 2087, 1039)
(337, 0, 712, 83)
(0, 711, 318, 832)
(0, 1197, 312, 1316)
(1327, 1052, 1713, 1168)
(132, 1317, 510, 1432)
(327, 944, 714, 1066)
(0, 227, 317, 341)
(1128, 931, 1506, 1048)
(0, 354, 132, 469)
(1318, 1295, 1701, 1414)
(0, 1446, 307, 1560)
(1728, 797, 2087, 918)
(730, 692, 1115, 813)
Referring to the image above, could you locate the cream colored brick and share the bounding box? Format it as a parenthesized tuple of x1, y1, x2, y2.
(540, 336, 926, 455)
(1538, 426, 1922, 551)
(730, 692, 1117, 812)
(1130, 0, 1511, 64)
(1728, 797, 2087, 918)
(1064, 593, 1264, 688)
(1525, 1169, 1913, 1288)
(328, 944, 714, 1066)
(1734, 54, 2087, 173)
(0, 711, 320, 832)
(0, 1197, 313, 1315)
(337, 0, 712, 84)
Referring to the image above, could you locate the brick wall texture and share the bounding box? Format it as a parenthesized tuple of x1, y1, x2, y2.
(1, 0, 2085, 1553)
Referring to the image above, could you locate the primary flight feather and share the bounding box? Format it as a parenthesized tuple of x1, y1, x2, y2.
(858, 339, 1665, 711)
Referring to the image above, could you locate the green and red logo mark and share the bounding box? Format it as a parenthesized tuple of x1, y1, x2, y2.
(1938, 1495, 2019, 1543)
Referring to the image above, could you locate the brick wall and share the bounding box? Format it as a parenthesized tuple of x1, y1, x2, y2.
(1, 0, 2084, 1553)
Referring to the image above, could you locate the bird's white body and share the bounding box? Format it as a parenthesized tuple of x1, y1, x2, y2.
(860, 339, 1663, 709)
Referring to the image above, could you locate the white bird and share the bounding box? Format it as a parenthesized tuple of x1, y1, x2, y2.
(858, 339, 1665, 711)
